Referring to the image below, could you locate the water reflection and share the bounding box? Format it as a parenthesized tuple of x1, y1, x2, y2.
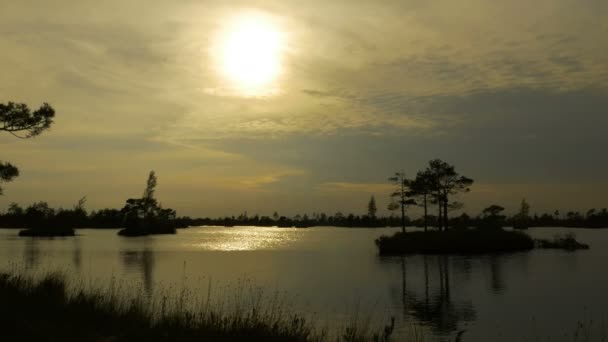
(385, 255, 476, 337)
(121, 248, 155, 295)
(0, 227, 606, 341)
(72, 236, 82, 271)
(191, 228, 299, 251)
(488, 256, 504, 293)
(23, 238, 40, 269)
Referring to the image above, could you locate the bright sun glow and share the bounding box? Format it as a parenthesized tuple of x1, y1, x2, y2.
(217, 14, 283, 92)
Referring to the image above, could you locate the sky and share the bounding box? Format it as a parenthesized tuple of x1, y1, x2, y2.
(1, 0, 607, 217)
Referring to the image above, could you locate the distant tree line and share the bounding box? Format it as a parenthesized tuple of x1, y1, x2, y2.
(2, 198, 606, 230)
(0, 204, 410, 229)
(1, 152, 607, 230)
(387, 159, 608, 230)
(443, 206, 608, 230)
(0, 173, 187, 232)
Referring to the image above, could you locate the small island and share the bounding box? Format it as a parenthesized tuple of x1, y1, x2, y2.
(117, 171, 178, 237)
(16, 200, 84, 237)
(376, 160, 590, 255)
(9, 172, 180, 238)
(18, 227, 75, 237)
(535, 233, 590, 250)
(376, 229, 534, 255)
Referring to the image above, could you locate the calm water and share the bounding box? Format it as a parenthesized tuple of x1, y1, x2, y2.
(1, 226, 607, 341)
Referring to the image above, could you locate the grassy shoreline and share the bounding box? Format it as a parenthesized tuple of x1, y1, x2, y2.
(0, 272, 396, 342)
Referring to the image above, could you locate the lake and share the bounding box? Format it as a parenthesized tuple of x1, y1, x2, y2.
(1, 226, 606, 341)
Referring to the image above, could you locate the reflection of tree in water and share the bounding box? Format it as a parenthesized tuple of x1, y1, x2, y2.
(392, 256, 477, 337)
(488, 256, 504, 293)
(121, 249, 155, 295)
(23, 238, 40, 269)
(72, 237, 82, 271)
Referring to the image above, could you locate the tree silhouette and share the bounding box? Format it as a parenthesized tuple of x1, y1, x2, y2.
(427, 159, 473, 231)
(407, 170, 436, 232)
(0, 163, 19, 196)
(119, 171, 177, 236)
(141, 171, 158, 217)
(479, 205, 506, 229)
(367, 195, 377, 219)
(389, 172, 415, 233)
(0, 102, 55, 194)
(513, 198, 531, 229)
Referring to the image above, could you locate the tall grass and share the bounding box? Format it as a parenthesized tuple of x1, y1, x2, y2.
(0, 271, 400, 341)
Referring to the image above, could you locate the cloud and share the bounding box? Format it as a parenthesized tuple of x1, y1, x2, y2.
(1, 0, 607, 215)
(316, 182, 394, 194)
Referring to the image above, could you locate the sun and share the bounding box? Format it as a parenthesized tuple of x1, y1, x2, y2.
(216, 14, 283, 91)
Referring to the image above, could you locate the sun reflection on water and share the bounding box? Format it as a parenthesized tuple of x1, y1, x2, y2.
(189, 227, 301, 251)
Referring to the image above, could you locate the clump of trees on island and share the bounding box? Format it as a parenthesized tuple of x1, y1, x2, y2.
(17, 199, 86, 237)
(0, 101, 184, 237)
(4, 171, 183, 237)
(377, 159, 531, 254)
(376, 159, 590, 254)
(118, 171, 179, 236)
(388, 159, 473, 233)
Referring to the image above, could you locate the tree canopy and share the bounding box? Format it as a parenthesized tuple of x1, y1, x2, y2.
(427, 159, 473, 231)
(0, 102, 55, 138)
(119, 171, 177, 236)
(367, 196, 377, 218)
(0, 102, 55, 195)
(389, 172, 416, 233)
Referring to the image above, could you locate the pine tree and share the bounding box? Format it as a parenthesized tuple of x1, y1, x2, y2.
(367, 196, 377, 219)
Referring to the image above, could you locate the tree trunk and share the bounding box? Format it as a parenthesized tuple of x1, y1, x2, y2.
(423, 194, 428, 233)
(400, 180, 406, 233)
(443, 192, 449, 231)
(401, 203, 406, 233)
(437, 199, 443, 232)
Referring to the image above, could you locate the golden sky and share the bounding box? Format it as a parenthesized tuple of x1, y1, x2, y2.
(1, 0, 607, 217)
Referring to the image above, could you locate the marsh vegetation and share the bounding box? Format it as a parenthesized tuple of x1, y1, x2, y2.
(0, 271, 397, 342)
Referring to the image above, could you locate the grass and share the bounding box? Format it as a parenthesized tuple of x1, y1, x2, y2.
(375, 229, 535, 255)
(0, 272, 398, 342)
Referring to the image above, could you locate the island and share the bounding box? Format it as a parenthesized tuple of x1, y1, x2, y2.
(117, 171, 178, 237)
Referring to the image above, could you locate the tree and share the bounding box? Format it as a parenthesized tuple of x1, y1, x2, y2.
(407, 170, 436, 232)
(427, 159, 473, 231)
(123, 171, 159, 221)
(141, 171, 158, 217)
(7, 202, 24, 216)
(0, 102, 55, 194)
(119, 171, 176, 236)
(367, 195, 377, 219)
(389, 172, 415, 233)
(25, 201, 55, 228)
(480, 205, 506, 230)
(513, 198, 531, 229)
(0, 163, 19, 195)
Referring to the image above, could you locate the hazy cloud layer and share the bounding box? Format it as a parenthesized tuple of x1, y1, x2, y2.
(1, 0, 607, 216)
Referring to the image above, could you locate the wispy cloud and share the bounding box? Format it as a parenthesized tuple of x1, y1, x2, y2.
(317, 182, 394, 194)
(1, 0, 607, 215)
